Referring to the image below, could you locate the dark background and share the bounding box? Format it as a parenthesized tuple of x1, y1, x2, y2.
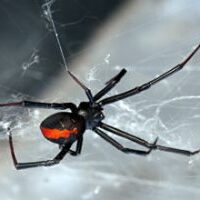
(0, 0, 126, 95)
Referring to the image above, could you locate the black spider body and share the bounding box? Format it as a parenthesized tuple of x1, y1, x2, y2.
(1, 44, 200, 170)
(40, 102, 104, 145)
(40, 112, 86, 145)
(77, 102, 105, 129)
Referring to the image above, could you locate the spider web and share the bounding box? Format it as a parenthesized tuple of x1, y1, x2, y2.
(0, 0, 200, 200)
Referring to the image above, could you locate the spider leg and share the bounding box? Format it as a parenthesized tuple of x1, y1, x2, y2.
(69, 136, 83, 156)
(42, 1, 94, 104)
(8, 129, 72, 170)
(99, 44, 200, 106)
(93, 69, 127, 101)
(67, 71, 94, 103)
(155, 144, 200, 156)
(94, 128, 157, 155)
(100, 122, 155, 148)
(100, 123, 200, 156)
(0, 101, 77, 112)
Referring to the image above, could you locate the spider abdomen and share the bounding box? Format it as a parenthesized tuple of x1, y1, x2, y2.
(40, 112, 86, 144)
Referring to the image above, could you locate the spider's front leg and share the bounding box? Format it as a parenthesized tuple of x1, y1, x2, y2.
(155, 144, 200, 156)
(93, 68, 127, 101)
(0, 101, 77, 112)
(99, 44, 200, 106)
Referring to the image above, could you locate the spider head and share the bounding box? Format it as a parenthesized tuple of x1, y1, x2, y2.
(78, 102, 105, 130)
(40, 112, 86, 145)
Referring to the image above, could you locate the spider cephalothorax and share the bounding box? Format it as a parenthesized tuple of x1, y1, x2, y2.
(77, 102, 105, 129)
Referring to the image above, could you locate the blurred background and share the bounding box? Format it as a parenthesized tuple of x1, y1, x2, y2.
(0, 0, 200, 200)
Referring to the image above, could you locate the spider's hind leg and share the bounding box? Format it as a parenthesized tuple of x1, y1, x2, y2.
(94, 128, 158, 155)
(155, 144, 200, 156)
(99, 122, 200, 157)
(8, 129, 72, 170)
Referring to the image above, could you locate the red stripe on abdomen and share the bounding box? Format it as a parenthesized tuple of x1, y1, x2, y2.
(41, 127, 78, 140)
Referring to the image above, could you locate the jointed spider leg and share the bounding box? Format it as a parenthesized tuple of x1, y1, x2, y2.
(69, 136, 83, 156)
(99, 44, 200, 106)
(93, 69, 127, 101)
(100, 123, 200, 156)
(155, 144, 200, 156)
(67, 71, 94, 104)
(100, 122, 156, 148)
(42, 1, 94, 104)
(0, 101, 77, 112)
(8, 129, 72, 170)
(94, 128, 157, 155)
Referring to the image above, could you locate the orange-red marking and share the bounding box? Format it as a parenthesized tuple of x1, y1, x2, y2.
(41, 127, 78, 139)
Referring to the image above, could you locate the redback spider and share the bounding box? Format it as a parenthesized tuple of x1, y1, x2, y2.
(0, 44, 200, 170)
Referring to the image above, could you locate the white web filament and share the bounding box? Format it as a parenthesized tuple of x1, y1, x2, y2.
(42, 0, 69, 72)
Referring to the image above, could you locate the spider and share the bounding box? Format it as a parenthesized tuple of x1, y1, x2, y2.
(0, 44, 200, 170)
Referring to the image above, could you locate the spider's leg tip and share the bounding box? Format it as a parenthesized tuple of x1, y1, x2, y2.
(190, 148, 200, 155)
(122, 68, 127, 73)
(196, 148, 200, 154)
